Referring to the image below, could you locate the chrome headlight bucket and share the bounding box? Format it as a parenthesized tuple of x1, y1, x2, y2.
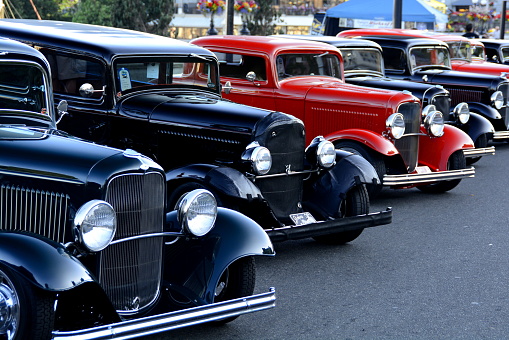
(386, 113, 405, 139)
(241, 142, 272, 175)
(424, 110, 445, 137)
(177, 189, 217, 237)
(421, 104, 436, 120)
(74, 200, 116, 252)
(453, 102, 470, 124)
(316, 140, 336, 168)
(491, 91, 504, 109)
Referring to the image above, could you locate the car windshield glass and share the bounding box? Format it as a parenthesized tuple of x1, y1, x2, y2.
(446, 41, 471, 60)
(0, 63, 49, 116)
(114, 56, 219, 93)
(408, 46, 451, 70)
(341, 48, 383, 74)
(471, 45, 485, 59)
(501, 47, 509, 62)
(276, 53, 342, 80)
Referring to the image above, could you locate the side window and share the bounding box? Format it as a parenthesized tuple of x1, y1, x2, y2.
(382, 48, 406, 72)
(216, 53, 267, 81)
(37, 48, 105, 98)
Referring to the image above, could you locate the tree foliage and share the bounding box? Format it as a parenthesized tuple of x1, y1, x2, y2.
(246, 0, 282, 36)
(5, 0, 61, 20)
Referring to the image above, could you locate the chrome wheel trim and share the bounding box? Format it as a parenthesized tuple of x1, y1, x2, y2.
(0, 271, 19, 340)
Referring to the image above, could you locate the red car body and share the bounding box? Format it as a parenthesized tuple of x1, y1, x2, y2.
(192, 35, 475, 194)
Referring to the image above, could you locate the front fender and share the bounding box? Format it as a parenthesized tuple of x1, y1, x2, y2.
(325, 129, 399, 156)
(451, 112, 495, 143)
(163, 207, 274, 305)
(467, 102, 505, 129)
(0, 232, 95, 291)
(166, 164, 262, 200)
(418, 125, 474, 170)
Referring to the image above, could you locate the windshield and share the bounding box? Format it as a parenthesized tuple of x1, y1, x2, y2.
(471, 45, 485, 60)
(408, 46, 451, 70)
(276, 53, 342, 80)
(501, 48, 509, 62)
(0, 62, 49, 116)
(446, 41, 471, 61)
(341, 48, 383, 74)
(113, 56, 219, 94)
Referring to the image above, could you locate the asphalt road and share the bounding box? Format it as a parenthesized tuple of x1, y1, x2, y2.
(148, 141, 509, 340)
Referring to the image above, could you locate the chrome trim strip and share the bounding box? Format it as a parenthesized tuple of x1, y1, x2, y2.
(110, 232, 185, 245)
(52, 288, 276, 340)
(253, 169, 318, 179)
(492, 131, 509, 139)
(463, 146, 495, 157)
(383, 167, 475, 186)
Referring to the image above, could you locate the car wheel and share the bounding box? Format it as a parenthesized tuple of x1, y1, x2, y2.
(417, 150, 466, 193)
(335, 141, 385, 198)
(312, 184, 369, 245)
(0, 266, 54, 340)
(213, 256, 256, 324)
(466, 133, 488, 165)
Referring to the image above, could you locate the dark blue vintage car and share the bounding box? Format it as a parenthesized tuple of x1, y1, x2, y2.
(0, 37, 277, 339)
(0, 19, 392, 245)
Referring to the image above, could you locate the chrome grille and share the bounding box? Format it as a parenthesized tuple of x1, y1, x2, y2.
(447, 88, 483, 106)
(431, 94, 451, 121)
(497, 83, 509, 128)
(395, 102, 420, 173)
(99, 172, 165, 313)
(0, 184, 70, 243)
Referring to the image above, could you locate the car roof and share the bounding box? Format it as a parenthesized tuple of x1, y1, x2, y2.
(0, 19, 215, 61)
(271, 34, 382, 49)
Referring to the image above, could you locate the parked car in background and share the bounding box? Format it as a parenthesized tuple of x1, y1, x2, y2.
(272, 34, 495, 165)
(0, 37, 277, 339)
(192, 35, 476, 197)
(479, 39, 509, 65)
(337, 29, 509, 143)
(0, 19, 392, 245)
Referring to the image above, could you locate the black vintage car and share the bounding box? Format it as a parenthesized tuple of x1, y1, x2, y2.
(336, 32, 509, 143)
(273, 35, 496, 164)
(479, 39, 509, 65)
(0, 19, 392, 245)
(0, 37, 277, 339)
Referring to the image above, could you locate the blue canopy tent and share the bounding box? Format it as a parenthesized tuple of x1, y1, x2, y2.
(321, 0, 448, 36)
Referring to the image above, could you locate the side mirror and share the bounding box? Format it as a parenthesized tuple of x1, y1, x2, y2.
(246, 71, 256, 82)
(55, 100, 69, 125)
(79, 83, 105, 98)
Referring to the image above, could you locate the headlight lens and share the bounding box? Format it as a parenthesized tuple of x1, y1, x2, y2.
(242, 142, 272, 175)
(386, 113, 405, 139)
(453, 102, 470, 124)
(424, 111, 445, 137)
(317, 140, 336, 168)
(177, 189, 217, 237)
(491, 91, 504, 109)
(74, 200, 116, 252)
(421, 104, 436, 120)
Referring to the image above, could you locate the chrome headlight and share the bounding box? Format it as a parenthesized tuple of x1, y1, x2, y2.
(317, 140, 336, 168)
(74, 200, 116, 252)
(242, 142, 272, 175)
(491, 91, 504, 109)
(421, 104, 436, 120)
(177, 189, 217, 237)
(386, 113, 405, 139)
(424, 111, 445, 137)
(453, 102, 470, 124)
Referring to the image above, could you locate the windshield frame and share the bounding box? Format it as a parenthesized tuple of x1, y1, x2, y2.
(340, 47, 385, 78)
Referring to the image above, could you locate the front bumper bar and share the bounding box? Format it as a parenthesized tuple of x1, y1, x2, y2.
(492, 130, 509, 140)
(52, 288, 276, 340)
(266, 208, 392, 242)
(463, 146, 495, 157)
(383, 167, 475, 187)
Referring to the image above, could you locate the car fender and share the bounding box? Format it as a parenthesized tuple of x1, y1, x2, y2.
(453, 112, 495, 143)
(303, 150, 379, 218)
(467, 102, 504, 127)
(0, 232, 95, 291)
(166, 164, 263, 200)
(418, 125, 475, 170)
(163, 208, 275, 305)
(325, 129, 399, 156)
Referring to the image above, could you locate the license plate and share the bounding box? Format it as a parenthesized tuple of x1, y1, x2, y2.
(290, 212, 317, 226)
(415, 166, 432, 174)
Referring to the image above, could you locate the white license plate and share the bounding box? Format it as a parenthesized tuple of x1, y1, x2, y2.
(290, 212, 317, 226)
(415, 166, 432, 174)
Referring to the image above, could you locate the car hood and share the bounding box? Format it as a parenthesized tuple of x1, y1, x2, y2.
(407, 69, 507, 89)
(119, 91, 276, 136)
(452, 60, 509, 78)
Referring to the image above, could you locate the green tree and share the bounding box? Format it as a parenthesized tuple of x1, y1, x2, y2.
(4, 0, 62, 20)
(73, 0, 113, 26)
(246, 0, 281, 36)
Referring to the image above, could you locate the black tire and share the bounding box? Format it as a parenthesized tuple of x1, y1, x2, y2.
(168, 181, 222, 210)
(0, 266, 54, 340)
(466, 133, 487, 165)
(417, 150, 466, 193)
(213, 256, 256, 324)
(312, 184, 370, 245)
(335, 141, 386, 198)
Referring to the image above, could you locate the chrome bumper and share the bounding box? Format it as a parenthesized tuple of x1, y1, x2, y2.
(52, 288, 276, 340)
(463, 146, 495, 157)
(383, 167, 475, 187)
(492, 131, 509, 140)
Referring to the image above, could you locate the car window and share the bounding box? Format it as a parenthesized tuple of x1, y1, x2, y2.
(471, 45, 486, 60)
(276, 53, 342, 80)
(341, 48, 383, 73)
(408, 46, 450, 70)
(215, 53, 267, 81)
(381, 48, 406, 72)
(502, 47, 509, 62)
(446, 41, 471, 60)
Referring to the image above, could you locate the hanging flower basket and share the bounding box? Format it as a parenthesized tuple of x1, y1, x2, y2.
(197, 0, 226, 16)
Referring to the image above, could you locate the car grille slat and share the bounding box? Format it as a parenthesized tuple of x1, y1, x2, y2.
(0, 184, 69, 243)
(431, 94, 451, 121)
(446, 88, 483, 106)
(100, 172, 165, 313)
(395, 102, 420, 173)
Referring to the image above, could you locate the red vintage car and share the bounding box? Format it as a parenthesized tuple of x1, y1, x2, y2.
(192, 36, 475, 196)
(337, 28, 509, 78)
